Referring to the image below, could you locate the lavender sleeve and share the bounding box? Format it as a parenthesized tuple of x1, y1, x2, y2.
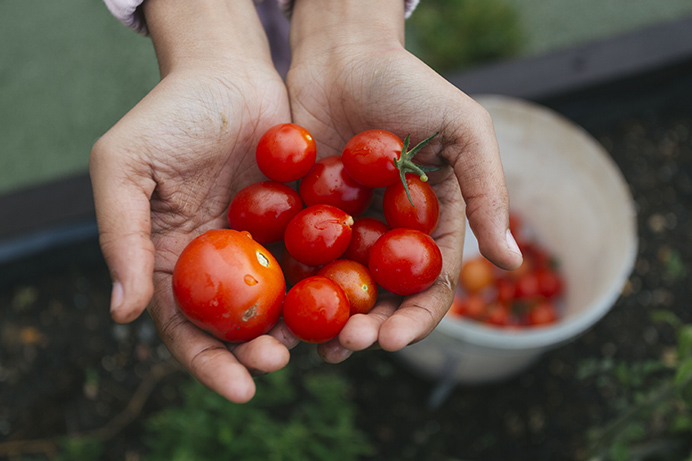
(103, 0, 419, 35)
(277, 0, 420, 18)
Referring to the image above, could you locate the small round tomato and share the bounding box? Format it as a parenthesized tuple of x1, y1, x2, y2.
(522, 243, 551, 271)
(535, 267, 565, 299)
(256, 123, 316, 182)
(172, 229, 285, 343)
(280, 247, 321, 287)
(282, 276, 350, 343)
(527, 300, 558, 326)
(496, 277, 516, 305)
(299, 155, 373, 217)
(514, 272, 540, 299)
(227, 181, 303, 243)
(284, 204, 354, 266)
(449, 291, 487, 319)
(369, 228, 442, 296)
(341, 129, 404, 188)
(485, 302, 512, 327)
(318, 260, 377, 315)
(341, 217, 389, 266)
(459, 256, 495, 293)
(382, 173, 439, 234)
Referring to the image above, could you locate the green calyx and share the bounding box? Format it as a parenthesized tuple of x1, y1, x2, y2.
(393, 132, 440, 206)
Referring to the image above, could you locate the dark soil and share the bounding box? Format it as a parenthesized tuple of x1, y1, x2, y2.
(1, 105, 690, 460)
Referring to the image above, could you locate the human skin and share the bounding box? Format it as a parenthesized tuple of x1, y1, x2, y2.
(286, 0, 523, 362)
(89, 0, 298, 403)
(90, 0, 522, 403)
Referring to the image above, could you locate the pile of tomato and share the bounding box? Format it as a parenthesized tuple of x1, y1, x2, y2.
(172, 124, 444, 344)
(448, 214, 565, 328)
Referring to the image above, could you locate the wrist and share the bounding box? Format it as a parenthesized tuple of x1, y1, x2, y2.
(144, 0, 272, 76)
(289, 0, 405, 55)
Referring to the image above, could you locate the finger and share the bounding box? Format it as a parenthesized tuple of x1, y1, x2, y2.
(150, 287, 258, 403)
(227, 320, 299, 371)
(90, 136, 157, 324)
(317, 338, 354, 364)
(265, 319, 302, 351)
(336, 295, 400, 351)
(380, 272, 459, 350)
(442, 101, 523, 270)
(228, 334, 292, 374)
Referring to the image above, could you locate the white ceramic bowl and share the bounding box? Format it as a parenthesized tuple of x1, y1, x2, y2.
(396, 95, 638, 384)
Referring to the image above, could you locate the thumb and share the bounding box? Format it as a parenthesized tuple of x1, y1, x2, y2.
(445, 106, 523, 270)
(90, 138, 156, 324)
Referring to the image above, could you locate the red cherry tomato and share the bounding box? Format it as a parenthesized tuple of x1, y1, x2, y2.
(522, 243, 551, 271)
(341, 129, 404, 188)
(527, 300, 558, 326)
(282, 276, 351, 343)
(382, 173, 440, 234)
(536, 267, 565, 299)
(172, 229, 285, 343)
(280, 247, 321, 287)
(369, 228, 442, 296)
(514, 271, 540, 299)
(227, 181, 303, 243)
(284, 204, 354, 266)
(256, 123, 316, 182)
(299, 155, 374, 217)
(459, 256, 495, 293)
(341, 217, 389, 266)
(485, 302, 512, 327)
(449, 291, 487, 319)
(496, 277, 516, 305)
(318, 260, 377, 315)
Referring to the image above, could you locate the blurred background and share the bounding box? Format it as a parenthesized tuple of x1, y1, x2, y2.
(1, 1, 691, 460)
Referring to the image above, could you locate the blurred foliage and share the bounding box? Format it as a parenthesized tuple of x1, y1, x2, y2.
(406, 0, 523, 73)
(56, 436, 103, 461)
(580, 311, 692, 461)
(143, 367, 373, 461)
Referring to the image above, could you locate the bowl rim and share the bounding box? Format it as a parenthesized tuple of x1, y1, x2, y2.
(436, 94, 639, 352)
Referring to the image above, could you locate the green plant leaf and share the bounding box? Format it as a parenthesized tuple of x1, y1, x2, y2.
(650, 309, 682, 328)
(144, 367, 373, 461)
(678, 326, 692, 360)
(406, 0, 523, 72)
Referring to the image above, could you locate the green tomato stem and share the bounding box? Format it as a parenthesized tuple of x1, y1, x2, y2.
(394, 132, 440, 206)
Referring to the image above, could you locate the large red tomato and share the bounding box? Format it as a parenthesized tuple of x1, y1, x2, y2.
(172, 229, 286, 343)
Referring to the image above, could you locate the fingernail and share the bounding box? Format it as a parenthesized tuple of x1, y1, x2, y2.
(506, 229, 522, 256)
(111, 281, 124, 312)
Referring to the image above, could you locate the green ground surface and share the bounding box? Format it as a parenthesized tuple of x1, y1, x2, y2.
(1, 0, 692, 195)
(504, 0, 692, 57)
(0, 0, 158, 195)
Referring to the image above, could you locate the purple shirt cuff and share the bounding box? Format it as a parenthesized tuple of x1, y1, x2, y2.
(103, 0, 420, 35)
(277, 0, 419, 18)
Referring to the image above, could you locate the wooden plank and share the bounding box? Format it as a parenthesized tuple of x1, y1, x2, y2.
(0, 173, 95, 241)
(448, 15, 692, 100)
